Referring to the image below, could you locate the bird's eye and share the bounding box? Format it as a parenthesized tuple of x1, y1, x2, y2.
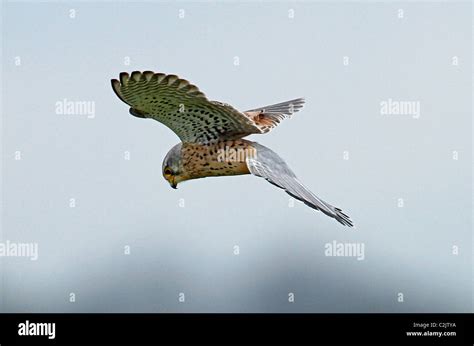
(164, 168, 173, 175)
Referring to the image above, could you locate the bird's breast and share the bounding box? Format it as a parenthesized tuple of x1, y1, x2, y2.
(181, 140, 255, 179)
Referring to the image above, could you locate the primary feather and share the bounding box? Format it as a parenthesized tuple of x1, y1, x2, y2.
(246, 142, 353, 227)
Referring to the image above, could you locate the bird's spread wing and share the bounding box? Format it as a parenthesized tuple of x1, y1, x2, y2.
(111, 71, 262, 143)
(244, 98, 305, 133)
(246, 143, 353, 227)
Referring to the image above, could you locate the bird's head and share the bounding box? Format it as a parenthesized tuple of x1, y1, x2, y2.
(162, 143, 186, 189)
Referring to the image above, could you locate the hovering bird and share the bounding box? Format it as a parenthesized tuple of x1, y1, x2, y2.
(111, 71, 353, 227)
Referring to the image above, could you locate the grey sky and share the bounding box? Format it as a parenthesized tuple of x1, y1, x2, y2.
(1, 1, 472, 312)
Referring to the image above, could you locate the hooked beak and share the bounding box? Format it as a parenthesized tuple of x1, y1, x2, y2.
(169, 177, 178, 189)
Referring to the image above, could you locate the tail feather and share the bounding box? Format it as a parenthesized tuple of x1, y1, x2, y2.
(244, 98, 305, 133)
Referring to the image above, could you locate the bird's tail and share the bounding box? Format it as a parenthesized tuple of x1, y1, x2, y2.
(244, 98, 305, 133)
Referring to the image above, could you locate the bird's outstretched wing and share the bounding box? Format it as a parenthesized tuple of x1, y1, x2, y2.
(246, 143, 353, 227)
(244, 98, 305, 133)
(111, 71, 262, 143)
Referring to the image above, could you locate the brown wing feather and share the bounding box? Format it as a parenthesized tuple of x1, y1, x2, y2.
(111, 71, 262, 143)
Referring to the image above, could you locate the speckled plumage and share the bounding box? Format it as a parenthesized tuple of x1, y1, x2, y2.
(111, 71, 353, 227)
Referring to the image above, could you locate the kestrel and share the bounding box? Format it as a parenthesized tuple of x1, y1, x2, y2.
(111, 71, 353, 227)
